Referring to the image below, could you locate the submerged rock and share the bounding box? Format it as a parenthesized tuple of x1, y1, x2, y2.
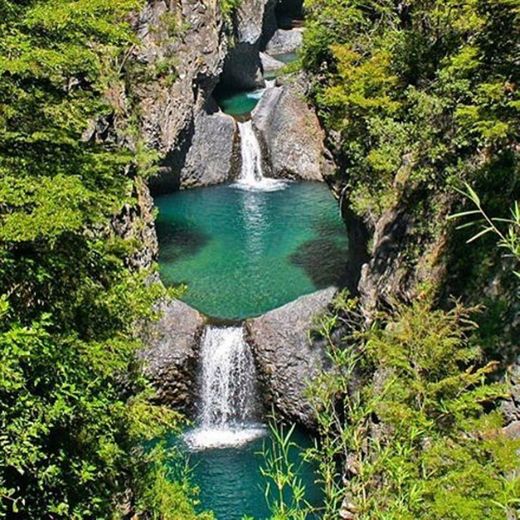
(252, 77, 333, 182)
(140, 299, 205, 411)
(247, 287, 337, 428)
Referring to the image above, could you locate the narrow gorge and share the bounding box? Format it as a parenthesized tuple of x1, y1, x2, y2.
(131, 0, 520, 515)
(137, 0, 351, 517)
(2, 0, 517, 518)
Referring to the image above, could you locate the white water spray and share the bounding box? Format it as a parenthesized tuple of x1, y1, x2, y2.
(233, 121, 287, 192)
(184, 326, 265, 450)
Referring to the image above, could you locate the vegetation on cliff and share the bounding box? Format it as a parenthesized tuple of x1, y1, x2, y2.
(0, 1, 205, 518)
(309, 295, 519, 519)
(303, 0, 518, 224)
(260, 1, 520, 518)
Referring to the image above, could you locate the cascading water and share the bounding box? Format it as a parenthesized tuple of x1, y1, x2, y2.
(238, 121, 264, 185)
(184, 326, 265, 450)
(233, 121, 287, 192)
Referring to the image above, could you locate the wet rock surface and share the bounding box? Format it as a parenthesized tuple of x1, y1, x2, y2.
(140, 299, 205, 411)
(247, 287, 337, 428)
(252, 76, 333, 182)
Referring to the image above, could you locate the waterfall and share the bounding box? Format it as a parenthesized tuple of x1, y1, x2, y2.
(184, 326, 265, 450)
(238, 121, 264, 185)
(233, 121, 287, 192)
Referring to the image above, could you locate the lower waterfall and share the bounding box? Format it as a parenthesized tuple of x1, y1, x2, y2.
(184, 326, 265, 450)
(233, 121, 287, 192)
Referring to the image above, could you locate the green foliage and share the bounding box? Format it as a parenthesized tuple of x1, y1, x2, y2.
(219, 0, 242, 20)
(307, 295, 520, 519)
(132, 443, 214, 520)
(260, 423, 311, 520)
(302, 0, 519, 223)
(0, 0, 201, 518)
(450, 183, 520, 276)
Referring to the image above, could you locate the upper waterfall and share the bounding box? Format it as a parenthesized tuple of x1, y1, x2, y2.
(184, 326, 265, 450)
(233, 121, 287, 192)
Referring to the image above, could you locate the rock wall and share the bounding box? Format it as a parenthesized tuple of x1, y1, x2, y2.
(111, 177, 159, 269)
(357, 189, 450, 318)
(132, 0, 234, 192)
(132, 0, 227, 157)
(218, 0, 277, 91)
(151, 108, 241, 193)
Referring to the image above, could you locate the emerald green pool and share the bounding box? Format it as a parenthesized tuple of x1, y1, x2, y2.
(216, 88, 265, 116)
(271, 51, 299, 64)
(167, 427, 322, 520)
(155, 182, 348, 320)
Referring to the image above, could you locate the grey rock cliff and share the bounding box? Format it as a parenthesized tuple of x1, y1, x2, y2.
(140, 299, 205, 411)
(131, 0, 229, 190)
(151, 108, 240, 191)
(357, 189, 450, 318)
(180, 109, 239, 188)
(247, 287, 337, 428)
(252, 77, 333, 182)
(219, 0, 277, 91)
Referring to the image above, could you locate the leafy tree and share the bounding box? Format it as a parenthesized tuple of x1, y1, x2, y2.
(308, 294, 520, 520)
(0, 1, 203, 517)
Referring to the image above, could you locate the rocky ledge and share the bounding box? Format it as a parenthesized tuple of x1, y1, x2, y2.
(246, 287, 337, 429)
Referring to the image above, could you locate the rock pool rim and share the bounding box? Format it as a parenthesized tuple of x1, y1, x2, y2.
(155, 181, 349, 320)
(164, 286, 340, 326)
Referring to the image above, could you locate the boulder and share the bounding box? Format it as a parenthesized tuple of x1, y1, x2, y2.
(247, 287, 337, 428)
(150, 108, 239, 191)
(180, 109, 239, 188)
(265, 28, 303, 56)
(252, 77, 333, 181)
(140, 299, 205, 411)
(260, 52, 286, 74)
